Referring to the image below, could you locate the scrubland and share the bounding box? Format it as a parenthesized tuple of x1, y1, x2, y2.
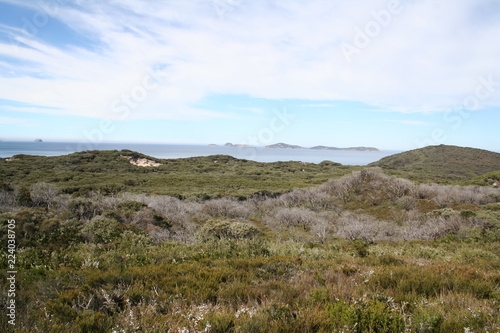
(1, 151, 500, 332)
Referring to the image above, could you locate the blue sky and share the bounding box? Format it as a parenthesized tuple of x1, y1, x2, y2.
(0, 0, 499, 151)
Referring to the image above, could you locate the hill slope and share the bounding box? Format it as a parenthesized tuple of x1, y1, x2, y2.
(0, 150, 355, 198)
(370, 145, 500, 182)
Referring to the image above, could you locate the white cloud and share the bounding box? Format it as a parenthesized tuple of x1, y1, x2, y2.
(0, 0, 499, 120)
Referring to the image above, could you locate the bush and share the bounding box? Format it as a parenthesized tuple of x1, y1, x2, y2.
(335, 212, 387, 242)
(81, 217, 124, 244)
(325, 299, 405, 332)
(0, 189, 16, 208)
(68, 199, 101, 220)
(198, 220, 260, 241)
(270, 207, 326, 231)
(30, 182, 60, 209)
(203, 198, 252, 219)
(396, 196, 417, 211)
(116, 200, 147, 213)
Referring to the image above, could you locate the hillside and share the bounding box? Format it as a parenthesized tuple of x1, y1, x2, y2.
(0, 150, 355, 198)
(370, 145, 500, 182)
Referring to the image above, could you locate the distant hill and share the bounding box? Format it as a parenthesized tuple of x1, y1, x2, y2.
(311, 146, 380, 152)
(266, 143, 380, 152)
(266, 143, 306, 149)
(223, 143, 255, 148)
(370, 145, 500, 182)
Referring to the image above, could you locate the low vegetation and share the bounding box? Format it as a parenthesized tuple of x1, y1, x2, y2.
(0, 150, 355, 198)
(370, 144, 500, 183)
(1, 146, 499, 332)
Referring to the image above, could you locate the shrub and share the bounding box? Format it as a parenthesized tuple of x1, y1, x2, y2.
(81, 217, 124, 244)
(277, 188, 333, 210)
(335, 212, 387, 242)
(325, 299, 405, 332)
(205, 312, 236, 333)
(116, 200, 147, 213)
(0, 189, 16, 208)
(146, 195, 204, 229)
(16, 185, 33, 206)
(30, 182, 60, 209)
(384, 178, 415, 201)
(270, 207, 326, 231)
(68, 199, 102, 220)
(203, 198, 252, 219)
(396, 196, 417, 211)
(198, 220, 260, 241)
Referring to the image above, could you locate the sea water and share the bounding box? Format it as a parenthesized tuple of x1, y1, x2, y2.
(0, 141, 400, 166)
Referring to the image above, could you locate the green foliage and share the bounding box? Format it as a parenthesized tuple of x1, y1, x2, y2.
(81, 217, 123, 244)
(370, 144, 500, 183)
(0, 208, 81, 250)
(469, 170, 500, 186)
(326, 299, 405, 332)
(16, 186, 32, 206)
(198, 220, 260, 241)
(4, 237, 500, 332)
(68, 199, 101, 220)
(205, 312, 236, 332)
(351, 240, 370, 257)
(116, 200, 147, 212)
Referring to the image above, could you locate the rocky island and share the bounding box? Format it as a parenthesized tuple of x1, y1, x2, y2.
(265, 143, 380, 152)
(209, 143, 255, 148)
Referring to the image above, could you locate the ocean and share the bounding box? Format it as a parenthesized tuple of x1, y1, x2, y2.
(0, 141, 400, 166)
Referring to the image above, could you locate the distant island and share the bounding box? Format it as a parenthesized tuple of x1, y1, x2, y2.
(265, 143, 380, 152)
(266, 143, 306, 150)
(209, 143, 255, 148)
(210, 142, 380, 152)
(34, 138, 43, 142)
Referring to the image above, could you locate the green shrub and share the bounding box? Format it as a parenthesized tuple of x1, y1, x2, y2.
(81, 217, 123, 244)
(352, 240, 370, 257)
(116, 200, 147, 212)
(205, 312, 236, 333)
(75, 310, 113, 333)
(326, 299, 405, 332)
(198, 220, 260, 241)
(68, 199, 101, 220)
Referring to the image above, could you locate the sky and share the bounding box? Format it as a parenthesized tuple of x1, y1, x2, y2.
(0, 0, 499, 151)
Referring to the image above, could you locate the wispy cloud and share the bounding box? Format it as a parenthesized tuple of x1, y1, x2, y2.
(228, 105, 265, 114)
(0, 116, 39, 127)
(0, 0, 499, 121)
(300, 104, 337, 108)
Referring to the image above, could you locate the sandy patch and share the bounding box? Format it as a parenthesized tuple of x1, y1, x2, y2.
(122, 156, 162, 167)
